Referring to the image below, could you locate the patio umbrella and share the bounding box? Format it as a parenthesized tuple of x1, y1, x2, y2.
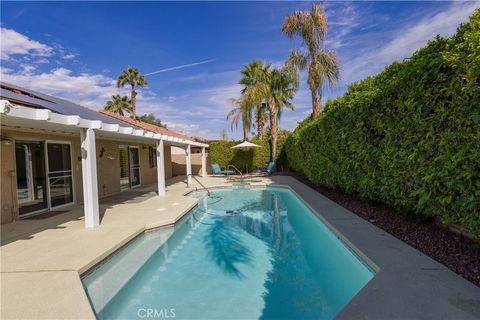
(230, 141, 261, 173)
(230, 140, 261, 150)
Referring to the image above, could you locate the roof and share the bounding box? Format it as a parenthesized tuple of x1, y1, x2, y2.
(0, 81, 208, 144)
(0, 82, 132, 127)
(1, 99, 208, 148)
(99, 110, 191, 141)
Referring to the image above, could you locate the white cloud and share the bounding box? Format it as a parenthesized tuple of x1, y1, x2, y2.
(19, 64, 36, 75)
(34, 58, 50, 64)
(0, 28, 53, 60)
(0, 67, 121, 108)
(325, 2, 360, 49)
(341, 1, 479, 85)
(61, 53, 76, 60)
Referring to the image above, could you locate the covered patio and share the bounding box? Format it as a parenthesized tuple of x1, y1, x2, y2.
(0, 99, 209, 229)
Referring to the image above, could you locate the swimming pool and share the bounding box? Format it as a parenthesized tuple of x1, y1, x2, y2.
(82, 186, 374, 319)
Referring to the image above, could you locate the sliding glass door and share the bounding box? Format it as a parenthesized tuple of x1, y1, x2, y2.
(14, 140, 74, 217)
(119, 146, 130, 190)
(129, 147, 140, 188)
(15, 141, 47, 216)
(119, 145, 141, 189)
(46, 142, 74, 208)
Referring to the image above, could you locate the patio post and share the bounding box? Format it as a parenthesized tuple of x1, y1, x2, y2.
(156, 139, 166, 196)
(202, 147, 207, 178)
(80, 128, 100, 228)
(201, 146, 207, 177)
(186, 144, 192, 186)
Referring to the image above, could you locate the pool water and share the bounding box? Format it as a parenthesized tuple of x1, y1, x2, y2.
(83, 187, 374, 319)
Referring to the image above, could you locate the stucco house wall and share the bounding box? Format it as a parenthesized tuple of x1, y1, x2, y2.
(171, 152, 210, 176)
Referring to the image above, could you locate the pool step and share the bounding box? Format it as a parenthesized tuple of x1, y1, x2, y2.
(232, 182, 252, 189)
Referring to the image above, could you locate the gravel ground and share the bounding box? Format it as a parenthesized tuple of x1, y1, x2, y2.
(287, 173, 480, 287)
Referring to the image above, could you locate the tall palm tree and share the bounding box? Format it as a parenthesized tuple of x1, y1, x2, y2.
(227, 97, 252, 141)
(282, 3, 340, 119)
(104, 95, 131, 116)
(239, 61, 269, 139)
(117, 67, 148, 120)
(244, 64, 299, 160)
(254, 103, 268, 139)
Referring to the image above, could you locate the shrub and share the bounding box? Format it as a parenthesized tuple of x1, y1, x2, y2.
(210, 134, 289, 172)
(284, 10, 480, 238)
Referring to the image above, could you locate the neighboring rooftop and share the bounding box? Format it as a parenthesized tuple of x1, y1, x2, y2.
(99, 110, 196, 141)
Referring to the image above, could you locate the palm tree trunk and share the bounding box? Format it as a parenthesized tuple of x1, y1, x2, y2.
(311, 90, 321, 119)
(131, 84, 137, 120)
(256, 107, 264, 139)
(242, 122, 248, 141)
(268, 97, 278, 160)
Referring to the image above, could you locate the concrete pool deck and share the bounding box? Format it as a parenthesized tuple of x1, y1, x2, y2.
(1, 175, 479, 319)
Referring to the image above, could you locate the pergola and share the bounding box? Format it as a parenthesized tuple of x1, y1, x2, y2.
(0, 100, 209, 229)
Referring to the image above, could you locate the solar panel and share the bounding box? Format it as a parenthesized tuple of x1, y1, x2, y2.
(0, 82, 136, 128)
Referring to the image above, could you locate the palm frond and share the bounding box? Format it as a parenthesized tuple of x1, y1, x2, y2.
(316, 50, 340, 87)
(117, 66, 149, 88)
(286, 49, 308, 71)
(281, 12, 304, 39)
(227, 97, 253, 132)
(104, 94, 132, 116)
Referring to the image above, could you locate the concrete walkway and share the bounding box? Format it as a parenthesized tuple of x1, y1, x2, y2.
(1, 175, 479, 319)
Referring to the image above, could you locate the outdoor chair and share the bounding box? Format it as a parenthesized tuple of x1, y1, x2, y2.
(253, 161, 275, 175)
(211, 163, 235, 176)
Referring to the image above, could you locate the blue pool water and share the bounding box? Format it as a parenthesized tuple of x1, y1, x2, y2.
(83, 187, 374, 319)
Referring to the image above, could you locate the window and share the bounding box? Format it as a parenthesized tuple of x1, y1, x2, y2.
(149, 146, 157, 168)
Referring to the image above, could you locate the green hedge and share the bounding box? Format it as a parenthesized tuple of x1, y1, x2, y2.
(284, 10, 480, 238)
(210, 133, 289, 172)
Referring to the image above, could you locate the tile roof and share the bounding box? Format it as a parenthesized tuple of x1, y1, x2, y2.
(99, 110, 201, 141)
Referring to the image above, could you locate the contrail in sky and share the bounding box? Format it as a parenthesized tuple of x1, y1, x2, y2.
(145, 59, 215, 76)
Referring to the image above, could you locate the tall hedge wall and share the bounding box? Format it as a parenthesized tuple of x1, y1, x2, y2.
(284, 10, 480, 238)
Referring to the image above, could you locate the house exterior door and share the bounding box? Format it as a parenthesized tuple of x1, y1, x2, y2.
(14, 140, 74, 217)
(46, 142, 74, 208)
(119, 145, 141, 189)
(15, 141, 47, 216)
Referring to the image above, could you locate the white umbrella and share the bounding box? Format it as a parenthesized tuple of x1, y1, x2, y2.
(230, 141, 261, 173)
(231, 141, 261, 150)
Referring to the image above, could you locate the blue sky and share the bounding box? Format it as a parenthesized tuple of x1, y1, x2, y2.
(1, 1, 478, 139)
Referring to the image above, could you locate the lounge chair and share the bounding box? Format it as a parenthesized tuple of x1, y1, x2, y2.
(211, 163, 235, 176)
(253, 161, 275, 175)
